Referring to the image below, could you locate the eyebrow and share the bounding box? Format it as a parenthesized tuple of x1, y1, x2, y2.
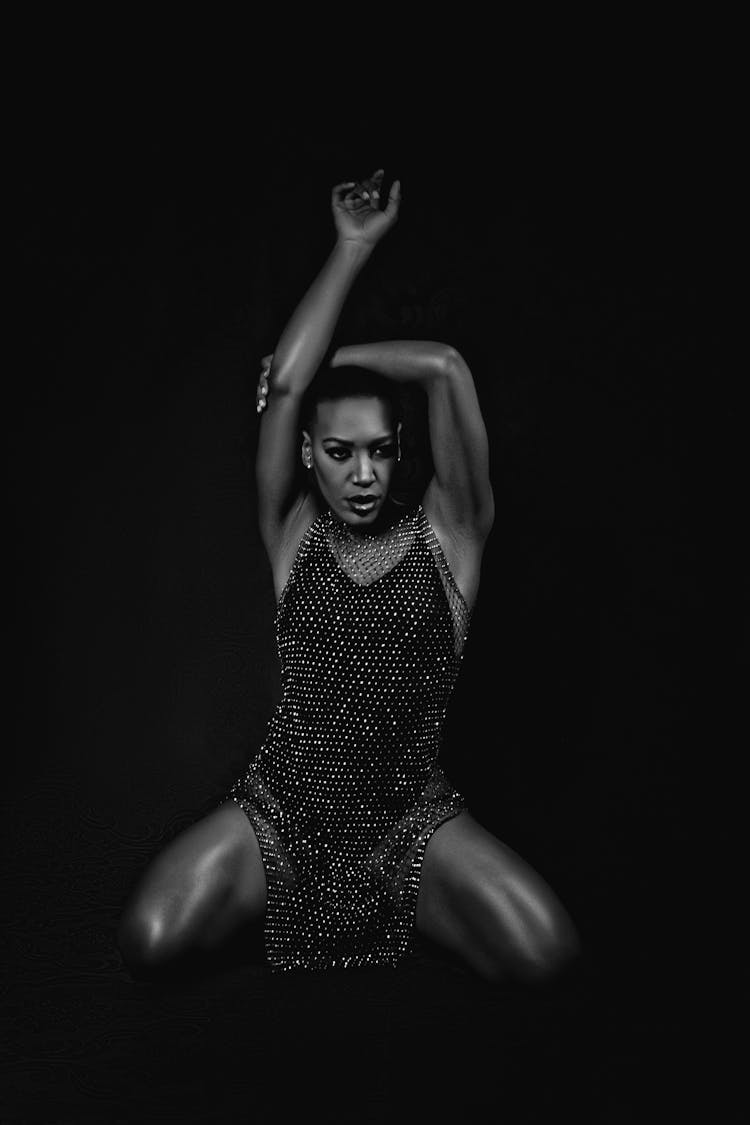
(321, 434, 395, 447)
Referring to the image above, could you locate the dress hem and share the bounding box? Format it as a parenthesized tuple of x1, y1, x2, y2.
(225, 791, 468, 974)
(397, 801, 467, 966)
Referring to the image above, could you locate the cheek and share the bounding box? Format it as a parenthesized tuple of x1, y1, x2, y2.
(314, 460, 344, 492)
(380, 460, 396, 485)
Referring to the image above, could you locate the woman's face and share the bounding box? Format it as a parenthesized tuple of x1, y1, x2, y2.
(303, 396, 400, 528)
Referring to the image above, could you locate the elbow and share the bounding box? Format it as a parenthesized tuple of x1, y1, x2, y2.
(434, 344, 465, 377)
(267, 345, 317, 397)
(266, 364, 304, 399)
(433, 345, 473, 387)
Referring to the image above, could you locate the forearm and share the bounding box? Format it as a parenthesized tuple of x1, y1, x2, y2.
(330, 339, 455, 387)
(341, 340, 492, 531)
(269, 239, 374, 396)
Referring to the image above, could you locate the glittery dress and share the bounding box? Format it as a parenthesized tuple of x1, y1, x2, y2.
(225, 503, 471, 972)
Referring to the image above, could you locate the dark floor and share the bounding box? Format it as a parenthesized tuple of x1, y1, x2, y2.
(1, 754, 710, 1124)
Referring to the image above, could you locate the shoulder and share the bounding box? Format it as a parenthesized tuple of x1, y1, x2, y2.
(421, 486, 493, 612)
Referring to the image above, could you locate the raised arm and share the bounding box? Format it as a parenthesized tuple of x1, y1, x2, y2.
(330, 340, 495, 543)
(256, 171, 401, 554)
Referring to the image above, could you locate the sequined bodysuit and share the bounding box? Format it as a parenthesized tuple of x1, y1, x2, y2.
(225, 503, 471, 972)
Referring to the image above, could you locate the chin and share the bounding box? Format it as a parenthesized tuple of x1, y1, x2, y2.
(342, 509, 379, 525)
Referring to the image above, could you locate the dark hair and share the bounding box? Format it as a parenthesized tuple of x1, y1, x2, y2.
(300, 365, 401, 434)
(299, 365, 432, 508)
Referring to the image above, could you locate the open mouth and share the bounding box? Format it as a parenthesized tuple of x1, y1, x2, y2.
(347, 495, 379, 514)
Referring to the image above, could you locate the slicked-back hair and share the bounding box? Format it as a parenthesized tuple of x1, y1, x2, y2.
(300, 366, 401, 436)
(298, 366, 432, 510)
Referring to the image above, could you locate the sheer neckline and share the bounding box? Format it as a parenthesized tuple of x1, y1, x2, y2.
(325, 506, 420, 589)
(324, 503, 419, 543)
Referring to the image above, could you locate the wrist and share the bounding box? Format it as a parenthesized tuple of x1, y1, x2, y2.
(333, 235, 376, 263)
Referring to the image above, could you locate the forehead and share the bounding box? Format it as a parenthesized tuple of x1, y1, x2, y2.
(313, 396, 394, 439)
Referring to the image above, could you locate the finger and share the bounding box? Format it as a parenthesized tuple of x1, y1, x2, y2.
(344, 189, 371, 213)
(261, 354, 273, 367)
(382, 179, 401, 218)
(345, 195, 369, 213)
(349, 176, 372, 203)
(368, 169, 384, 204)
(331, 181, 356, 205)
(358, 171, 383, 205)
(352, 188, 379, 211)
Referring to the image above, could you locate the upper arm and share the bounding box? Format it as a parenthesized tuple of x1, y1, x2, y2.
(422, 348, 495, 542)
(255, 385, 306, 553)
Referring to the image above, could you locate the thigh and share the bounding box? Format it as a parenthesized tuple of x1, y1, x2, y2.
(415, 811, 579, 980)
(119, 799, 267, 963)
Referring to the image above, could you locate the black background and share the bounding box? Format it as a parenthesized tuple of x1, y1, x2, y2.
(3, 52, 738, 1123)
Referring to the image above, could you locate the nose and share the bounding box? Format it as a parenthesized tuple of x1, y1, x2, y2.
(351, 453, 375, 486)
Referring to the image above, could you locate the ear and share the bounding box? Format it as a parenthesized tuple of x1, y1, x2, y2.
(301, 430, 313, 469)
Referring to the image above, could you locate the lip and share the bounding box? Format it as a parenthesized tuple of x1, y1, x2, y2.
(347, 495, 379, 513)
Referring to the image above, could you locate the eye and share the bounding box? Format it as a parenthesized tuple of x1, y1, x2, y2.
(373, 443, 397, 459)
(325, 447, 350, 461)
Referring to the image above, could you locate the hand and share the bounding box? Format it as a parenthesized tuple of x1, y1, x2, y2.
(332, 169, 401, 248)
(256, 354, 273, 414)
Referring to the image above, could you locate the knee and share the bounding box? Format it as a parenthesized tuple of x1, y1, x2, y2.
(116, 907, 180, 977)
(481, 906, 582, 986)
(515, 917, 582, 985)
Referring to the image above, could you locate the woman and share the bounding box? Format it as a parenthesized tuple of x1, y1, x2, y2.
(117, 169, 580, 981)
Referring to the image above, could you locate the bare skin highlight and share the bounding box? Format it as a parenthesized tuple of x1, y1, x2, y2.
(117, 167, 581, 985)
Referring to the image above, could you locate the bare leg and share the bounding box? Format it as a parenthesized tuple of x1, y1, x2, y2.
(416, 811, 581, 983)
(117, 800, 267, 977)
